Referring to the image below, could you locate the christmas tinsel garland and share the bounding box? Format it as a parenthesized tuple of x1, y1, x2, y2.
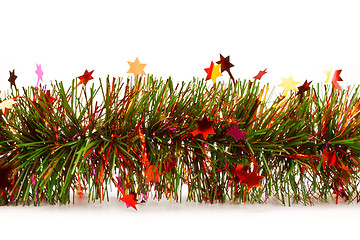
(1, 75, 360, 208)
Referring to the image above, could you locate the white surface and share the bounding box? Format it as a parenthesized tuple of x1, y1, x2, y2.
(1, 0, 360, 239)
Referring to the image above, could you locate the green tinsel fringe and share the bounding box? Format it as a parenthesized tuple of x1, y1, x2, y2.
(1, 76, 360, 206)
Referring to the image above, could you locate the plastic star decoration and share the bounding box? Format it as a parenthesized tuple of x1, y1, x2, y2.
(324, 149, 337, 167)
(0, 98, 17, 115)
(216, 54, 235, 84)
(332, 69, 343, 83)
(0, 165, 12, 191)
(296, 80, 312, 96)
(324, 70, 332, 83)
(127, 57, 146, 79)
(192, 115, 215, 140)
(145, 165, 160, 183)
(76, 69, 94, 88)
(35, 64, 44, 88)
(243, 168, 264, 190)
(204, 61, 222, 85)
(227, 123, 246, 142)
(8, 69, 17, 90)
(277, 76, 300, 96)
(253, 68, 267, 81)
(120, 192, 139, 210)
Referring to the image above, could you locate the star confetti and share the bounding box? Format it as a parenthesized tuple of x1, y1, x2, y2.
(253, 68, 267, 81)
(332, 69, 343, 90)
(127, 57, 146, 79)
(243, 168, 264, 190)
(8, 69, 17, 90)
(277, 76, 300, 96)
(120, 192, 139, 210)
(296, 80, 312, 97)
(0, 165, 13, 191)
(227, 123, 246, 142)
(0, 98, 17, 115)
(324, 149, 337, 167)
(216, 54, 235, 84)
(204, 61, 222, 85)
(145, 165, 160, 183)
(192, 115, 215, 140)
(35, 64, 44, 88)
(75, 69, 94, 88)
(324, 70, 332, 83)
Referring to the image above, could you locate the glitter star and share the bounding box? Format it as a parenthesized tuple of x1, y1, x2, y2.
(127, 57, 146, 79)
(35, 64, 44, 88)
(253, 68, 267, 81)
(8, 69, 17, 90)
(75, 69, 94, 88)
(277, 76, 300, 96)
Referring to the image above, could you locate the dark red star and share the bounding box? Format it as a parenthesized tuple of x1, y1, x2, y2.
(296, 80, 312, 96)
(216, 54, 235, 85)
(216, 54, 234, 73)
(0, 166, 13, 191)
(8, 69, 17, 90)
(76, 69, 94, 88)
(192, 115, 215, 140)
(253, 68, 267, 81)
(242, 168, 264, 190)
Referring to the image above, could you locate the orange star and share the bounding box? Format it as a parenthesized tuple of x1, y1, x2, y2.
(127, 57, 146, 79)
(120, 193, 139, 210)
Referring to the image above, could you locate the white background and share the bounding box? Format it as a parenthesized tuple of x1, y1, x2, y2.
(1, 0, 360, 239)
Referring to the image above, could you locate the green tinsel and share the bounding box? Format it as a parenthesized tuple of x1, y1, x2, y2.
(1, 76, 360, 207)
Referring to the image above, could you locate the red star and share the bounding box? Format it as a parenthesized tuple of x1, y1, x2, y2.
(145, 165, 160, 183)
(323, 149, 337, 167)
(253, 68, 267, 81)
(76, 69, 94, 88)
(204, 61, 214, 80)
(242, 168, 264, 190)
(120, 193, 139, 210)
(192, 116, 215, 140)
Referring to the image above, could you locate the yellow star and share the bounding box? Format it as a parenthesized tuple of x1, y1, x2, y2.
(210, 64, 222, 85)
(127, 57, 146, 79)
(277, 76, 300, 96)
(324, 70, 332, 83)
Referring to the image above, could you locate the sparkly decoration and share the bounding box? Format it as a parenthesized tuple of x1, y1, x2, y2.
(226, 123, 246, 142)
(243, 168, 265, 190)
(127, 57, 146, 79)
(35, 64, 44, 88)
(204, 61, 222, 85)
(76, 69, 94, 88)
(277, 76, 300, 96)
(120, 192, 139, 210)
(324, 70, 332, 83)
(8, 69, 17, 90)
(0, 166, 12, 191)
(296, 80, 312, 97)
(253, 68, 267, 81)
(192, 115, 215, 140)
(216, 54, 235, 85)
(0, 98, 17, 115)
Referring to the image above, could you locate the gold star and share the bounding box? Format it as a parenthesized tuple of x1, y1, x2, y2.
(277, 76, 300, 96)
(127, 57, 146, 79)
(324, 70, 332, 83)
(210, 64, 222, 85)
